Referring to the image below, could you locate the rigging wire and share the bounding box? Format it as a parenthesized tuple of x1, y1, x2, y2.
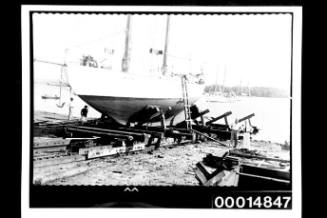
(34, 58, 65, 66)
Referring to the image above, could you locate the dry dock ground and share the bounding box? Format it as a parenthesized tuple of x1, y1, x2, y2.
(44, 142, 228, 186)
(33, 111, 289, 186)
(38, 140, 288, 186)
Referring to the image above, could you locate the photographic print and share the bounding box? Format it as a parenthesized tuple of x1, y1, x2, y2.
(21, 5, 302, 213)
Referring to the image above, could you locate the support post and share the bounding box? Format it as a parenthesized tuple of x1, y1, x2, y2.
(169, 115, 176, 126)
(224, 116, 230, 130)
(160, 113, 166, 132)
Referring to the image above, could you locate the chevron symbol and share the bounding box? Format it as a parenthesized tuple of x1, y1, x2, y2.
(131, 187, 139, 192)
(124, 187, 139, 192)
(124, 187, 132, 192)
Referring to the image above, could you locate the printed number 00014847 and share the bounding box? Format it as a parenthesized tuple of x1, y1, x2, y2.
(213, 196, 291, 209)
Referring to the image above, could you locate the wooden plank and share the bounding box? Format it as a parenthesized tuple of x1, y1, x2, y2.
(238, 113, 255, 123)
(217, 167, 240, 187)
(192, 109, 210, 120)
(130, 143, 146, 152)
(237, 172, 290, 184)
(144, 145, 156, 153)
(34, 155, 86, 168)
(195, 160, 241, 186)
(87, 146, 127, 159)
(204, 171, 226, 186)
(194, 166, 209, 185)
(194, 162, 211, 185)
(85, 142, 147, 159)
(229, 152, 290, 163)
(33, 160, 93, 185)
(34, 137, 71, 148)
(66, 127, 134, 140)
(33, 153, 64, 161)
(79, 145, 111, 156)
(118, 126, 164, 138)
(33, 145, 67, 154)
(164, 130, 193, 139)
(78, 147, 90, 155)
(65, 137, 100, 140)
(76, 126, 146, 138)
(206, 111, 232, 125)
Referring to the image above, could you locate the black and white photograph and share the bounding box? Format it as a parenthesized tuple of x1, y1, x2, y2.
(21, 5, 302, 216)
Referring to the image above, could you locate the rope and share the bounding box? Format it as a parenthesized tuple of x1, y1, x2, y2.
(192, 129, 229, 147)
(34, 59, 65, 66)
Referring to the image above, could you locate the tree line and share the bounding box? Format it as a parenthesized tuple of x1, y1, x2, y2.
(204, 85, 289, 98)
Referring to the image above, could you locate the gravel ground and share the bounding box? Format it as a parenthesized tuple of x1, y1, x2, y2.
(46, 142, 229, 186)
(45, 140, 289, 186)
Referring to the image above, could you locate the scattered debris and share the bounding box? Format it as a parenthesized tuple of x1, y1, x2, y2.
(112, 170, 122, 174)
(194, 151, 290, 189)
(194, 154, 239, 186)
(230, 148, 290, 163)
(32, 110, 285, 186)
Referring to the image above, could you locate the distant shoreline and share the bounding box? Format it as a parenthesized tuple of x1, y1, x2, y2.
(204, 84, 289, 98)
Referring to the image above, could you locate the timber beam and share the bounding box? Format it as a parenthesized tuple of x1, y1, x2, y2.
(206, 111, 232, 125)
(65, 127, 134, 140)
(238, 113, 255, 123)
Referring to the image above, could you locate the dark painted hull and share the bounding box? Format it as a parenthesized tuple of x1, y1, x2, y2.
(79, 95, 199, 125)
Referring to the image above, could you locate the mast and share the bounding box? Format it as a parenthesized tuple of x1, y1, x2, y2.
(122, 15, 131, 73)
(247, 81, 251, 96)
(162, 15, 170, 76)
(214, 66, 219, 94)
(222, 65, 227, 93)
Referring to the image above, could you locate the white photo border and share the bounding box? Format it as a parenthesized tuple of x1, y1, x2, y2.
(21, 5, 302, 218)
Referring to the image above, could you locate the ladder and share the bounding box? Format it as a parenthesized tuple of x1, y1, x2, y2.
(181, 75, 192, 131)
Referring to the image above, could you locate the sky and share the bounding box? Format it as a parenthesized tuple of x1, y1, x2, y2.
(33, 13, 292, 91)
